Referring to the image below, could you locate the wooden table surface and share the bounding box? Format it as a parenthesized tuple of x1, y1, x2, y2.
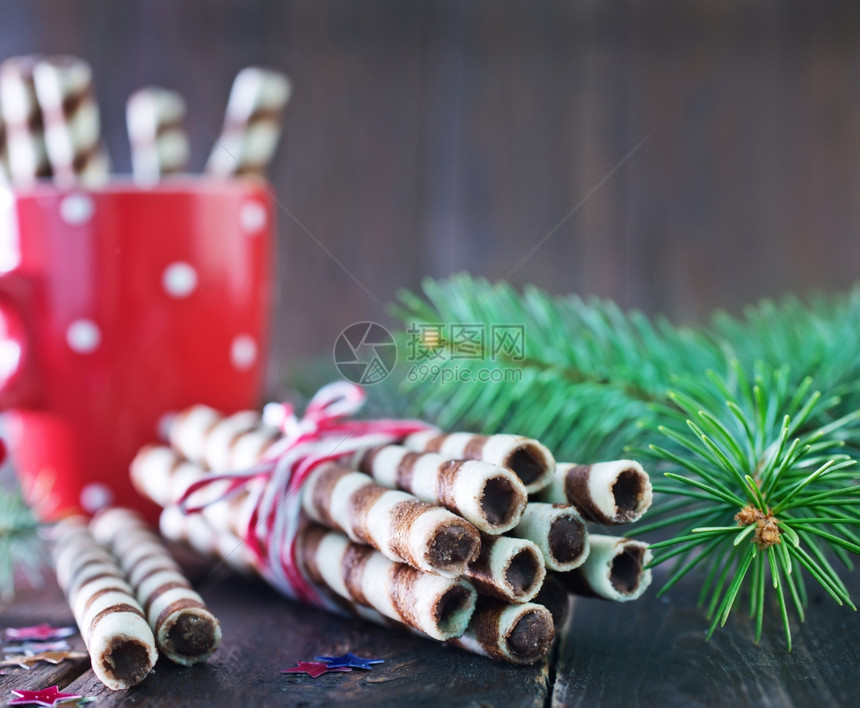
(1, 553, 857, 708)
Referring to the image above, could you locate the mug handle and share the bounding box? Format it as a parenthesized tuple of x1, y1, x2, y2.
(0, 272, 37, 409)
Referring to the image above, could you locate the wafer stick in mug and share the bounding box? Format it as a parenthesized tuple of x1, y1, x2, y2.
(448, 598, 555, 665)
(52, 518, 157, 690)
(206, 67, 291, 178)
(0, 55, 51, 183)
(558, 535, 652, 602)
(299, 524, 476, 641)
(91, 507, 222, 666)
(464, 534, 546, 603)
(403, 430, 555, 494)
(540, 461, 653, 524)
(353, 445, 528, 534)
(33, 55, 110, 185)
(302, 461, 480, 577)
(126, 87, 190, 183)
(509, 503, 589, 572)
(0, 112, 9, 184)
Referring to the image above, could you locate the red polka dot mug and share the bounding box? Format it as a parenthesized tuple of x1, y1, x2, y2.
(0, 178, 273, 520)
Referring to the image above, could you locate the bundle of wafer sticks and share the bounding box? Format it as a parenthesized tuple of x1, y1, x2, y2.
(0, 53, 289, 186)
(131, 382, 654, 665)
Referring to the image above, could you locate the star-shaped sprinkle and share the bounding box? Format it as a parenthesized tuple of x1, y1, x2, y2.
(1, 651, 88, 670)
(282, 661, 352, 678)
(9, 686, 82, 707)
(5, 625, 76, 641)
(3, 641, 71, 655)
(315, 652, 384, 670)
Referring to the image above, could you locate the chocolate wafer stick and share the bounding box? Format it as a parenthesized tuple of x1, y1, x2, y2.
(206, 67, 291, 178)
(91, 508, 222, 666)
(403, 430, 555, 493)
(448, 597, 555, 665)
(540, 460, 653, 524)
(509, 503, 589, 572)
(0, 55, 51, 183)
(532, 574, 571, 628)
(299, 524, 476, 641)
(33, 55, 109, 185)
(52, 518, 157, 690)
(465, 534, 546, 603)
(159, 506, 258, 576)
(126, 87, 190, 183)
(167, 405, 280, 471)
(558, 535, 652, 602)
(353, 444, 528, 534)
(130, 445, 253, 538)
(302, 461, 480, 577)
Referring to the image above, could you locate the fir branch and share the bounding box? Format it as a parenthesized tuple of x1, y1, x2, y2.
(389, 274, 860, 647)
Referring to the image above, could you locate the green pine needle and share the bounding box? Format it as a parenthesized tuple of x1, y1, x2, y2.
(0, 486, 47, 602)
(389, 274, 860, 649)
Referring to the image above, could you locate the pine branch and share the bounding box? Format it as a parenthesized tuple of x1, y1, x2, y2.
(0, 486, 48, 602)
(389, 274, 860, 647)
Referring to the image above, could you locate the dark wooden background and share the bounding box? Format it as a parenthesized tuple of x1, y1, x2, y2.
(1, 0, 858, 389)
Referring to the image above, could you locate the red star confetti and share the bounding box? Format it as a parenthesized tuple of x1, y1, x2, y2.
(315, 652, 384, 670)
(8, 685, 81, 707)
(282, 661, 352, 679)
(5, 625, 76, 641)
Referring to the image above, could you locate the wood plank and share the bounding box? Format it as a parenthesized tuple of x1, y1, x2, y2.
(551, 565, 860, 708)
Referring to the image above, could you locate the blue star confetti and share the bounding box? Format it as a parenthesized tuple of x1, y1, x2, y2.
(315, 653, 384, 670)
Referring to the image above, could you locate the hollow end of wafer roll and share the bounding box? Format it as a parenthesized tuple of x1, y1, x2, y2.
(427, 521, 481, 576)
(471, 472, 527, 534)
(560, 536, 651, 602)
(502, 442, 553, 492)
(504, 605, 555, 664)
(561, 461, 653, 524)
(95, 631, 157, 690)
(432, 583, 476, 638)
(547, 513, 587, 568)
(467, 535, 545, 602)
(157, 606, 222, 666)
(453, 600, 554, 665)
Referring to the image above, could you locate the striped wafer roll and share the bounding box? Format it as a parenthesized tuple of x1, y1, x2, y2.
(0, 55, 51, 183)
(130, 445, 252, 537)
(167, 405, 280, 471)
(540, 460, 653, 524)
(299, 524, 476, 640)
(91, 507, 222, 666)
(52, 517, 157, 690)
(448, 598, 555, 665)
(32, 55, 109, 185)
(206, 67, 291, 178)
(353, 445, 527, 534)
(558, 535, 652, 602)
(159, 506, 258, 576)
(465, 533, 546, 603)
(302, 462, 480, 577)
(403, 430, 555, 494)
(509, 503, 589, 572)
(126, 87, 190, 183)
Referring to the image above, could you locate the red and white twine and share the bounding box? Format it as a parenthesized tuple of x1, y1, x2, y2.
(177, 381, 436, 610)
